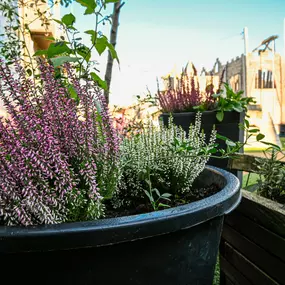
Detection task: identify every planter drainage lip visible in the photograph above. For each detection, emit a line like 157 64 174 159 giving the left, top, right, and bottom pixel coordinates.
0 166 241 253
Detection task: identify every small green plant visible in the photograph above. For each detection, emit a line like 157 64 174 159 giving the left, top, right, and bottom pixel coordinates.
255 147 285 204
214 83 255 122
140 167 172 211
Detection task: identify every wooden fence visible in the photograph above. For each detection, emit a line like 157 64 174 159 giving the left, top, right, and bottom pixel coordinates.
220 153 285 285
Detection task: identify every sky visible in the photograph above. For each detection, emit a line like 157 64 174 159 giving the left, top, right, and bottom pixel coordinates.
63 0 285 106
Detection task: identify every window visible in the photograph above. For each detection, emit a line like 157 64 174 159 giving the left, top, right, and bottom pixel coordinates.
255 69 275 88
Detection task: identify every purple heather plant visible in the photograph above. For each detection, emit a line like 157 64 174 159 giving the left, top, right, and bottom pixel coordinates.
158 65 221 113
0 60 119 226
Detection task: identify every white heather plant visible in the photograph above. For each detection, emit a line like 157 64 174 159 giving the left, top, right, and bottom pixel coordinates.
113 113 217 210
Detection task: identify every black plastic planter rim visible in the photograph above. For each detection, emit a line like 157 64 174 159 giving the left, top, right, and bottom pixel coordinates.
0 166 241 253
161 110 218 116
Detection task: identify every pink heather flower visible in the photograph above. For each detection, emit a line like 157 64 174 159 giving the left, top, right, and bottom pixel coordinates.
157 68 218 113
0 60 119 226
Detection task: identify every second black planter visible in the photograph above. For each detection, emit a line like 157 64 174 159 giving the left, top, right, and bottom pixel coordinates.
160 111 245 180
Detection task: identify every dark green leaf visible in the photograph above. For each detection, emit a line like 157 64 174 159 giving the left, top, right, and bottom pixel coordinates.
77 45 91 62
46 36 55 41
90 72 107 90
95 36 108 55
47 42 71 58
216 133 230 141
50 56 79 67
106 42 119 63
76 0 97 14
85 30 97 44
260 141 281 151
248 128 260 133
53 19 63 25
26 69 32 76
62 13 76 26
33 50 48 56
216 111 224 122
256 133 265 141
67 84 80 104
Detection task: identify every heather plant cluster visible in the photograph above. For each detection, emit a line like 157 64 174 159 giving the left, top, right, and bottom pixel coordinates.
158 69 219 113
0 60 220 227
0 60 119 226
112 113 216 210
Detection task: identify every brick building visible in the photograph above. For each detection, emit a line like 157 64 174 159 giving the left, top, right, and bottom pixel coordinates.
207 48 285 144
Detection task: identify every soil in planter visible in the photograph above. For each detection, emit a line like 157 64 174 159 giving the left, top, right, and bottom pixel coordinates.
105 183 220 218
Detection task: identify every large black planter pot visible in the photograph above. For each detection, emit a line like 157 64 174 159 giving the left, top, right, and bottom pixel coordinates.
160 111 245 181
0 166 240 285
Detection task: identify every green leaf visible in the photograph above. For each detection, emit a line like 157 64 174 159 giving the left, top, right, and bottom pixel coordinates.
248 128 260 133
26 69 32 76
53 19 63 25
47 42 71 58
216 111 224 122
244 119 250 128
232 105 243 112
216 133 230 141
158 203 170 209
153 188 161 198
67 84 80 104
106 42 119 63
161 193 172 198
208 148 217 154
105 0 119 2
77 45 91 62
212 93 221 98
76 0 97 14
226 140 236 147
33 50 48 56
143 190 154 203
256 133 265 141
95 36 108 55
90 72 107 90
50 56 79 67
85 30 97 44
62 13 76 27
260 141 281 151
45 36 55 41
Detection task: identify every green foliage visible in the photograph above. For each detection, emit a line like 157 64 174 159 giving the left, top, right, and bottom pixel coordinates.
76 0 97 15
112 113 217 210
215 83 255 122
47 42 72 58
62 13 76 27
50 56 80 67
0 0 119 90
90 72 108 89
254 148 285 204
141 166 172 211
